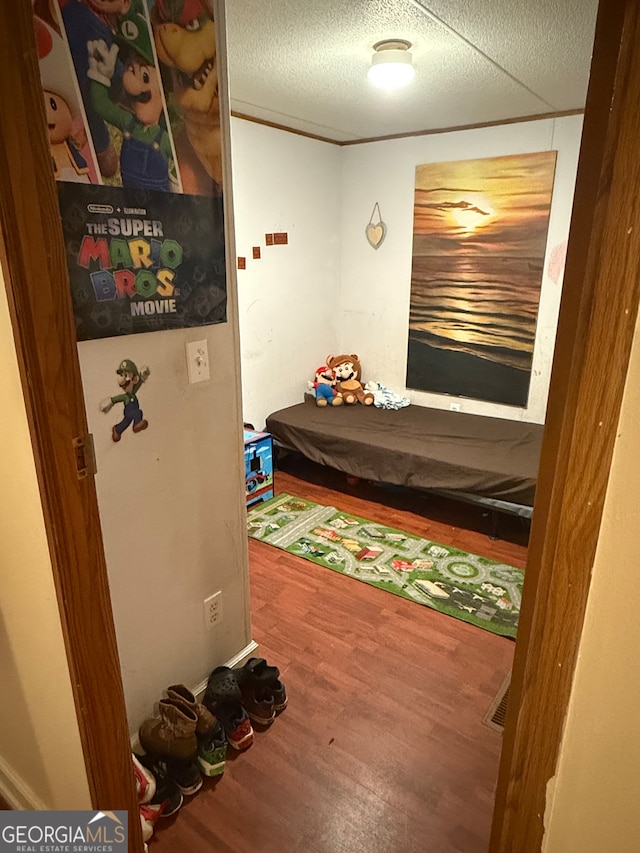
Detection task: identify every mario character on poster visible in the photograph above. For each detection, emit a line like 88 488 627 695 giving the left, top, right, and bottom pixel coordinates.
100 358 150 441
59 0 131 180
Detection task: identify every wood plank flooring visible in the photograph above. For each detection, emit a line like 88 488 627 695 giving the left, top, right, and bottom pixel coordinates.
152 459 527 853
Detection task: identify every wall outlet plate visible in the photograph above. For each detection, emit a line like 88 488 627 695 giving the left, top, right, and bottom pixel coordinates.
203 591 223 630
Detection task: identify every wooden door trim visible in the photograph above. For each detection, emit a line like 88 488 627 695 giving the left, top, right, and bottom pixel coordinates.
491 0 639 848
0 4 142 849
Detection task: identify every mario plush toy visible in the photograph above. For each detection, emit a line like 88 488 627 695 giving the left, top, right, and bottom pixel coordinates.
313 365 343 407
325 354 374 405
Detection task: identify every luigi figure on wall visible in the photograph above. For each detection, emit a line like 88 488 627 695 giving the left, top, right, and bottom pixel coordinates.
100 359 150 442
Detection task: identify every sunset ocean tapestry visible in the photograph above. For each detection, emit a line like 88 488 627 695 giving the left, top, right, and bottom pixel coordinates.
406 151 557 406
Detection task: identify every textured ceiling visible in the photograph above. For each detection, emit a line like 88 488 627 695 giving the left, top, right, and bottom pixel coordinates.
225 0 599 142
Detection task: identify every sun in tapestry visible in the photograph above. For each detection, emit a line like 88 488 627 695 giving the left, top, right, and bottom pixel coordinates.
406 151 557 407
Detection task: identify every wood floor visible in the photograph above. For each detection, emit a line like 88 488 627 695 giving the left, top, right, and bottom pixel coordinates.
152 459 527 853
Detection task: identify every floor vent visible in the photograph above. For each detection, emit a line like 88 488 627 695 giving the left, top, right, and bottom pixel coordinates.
483 674 510 732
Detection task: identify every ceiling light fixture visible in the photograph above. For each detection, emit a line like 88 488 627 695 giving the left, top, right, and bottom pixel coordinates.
367 39 415 90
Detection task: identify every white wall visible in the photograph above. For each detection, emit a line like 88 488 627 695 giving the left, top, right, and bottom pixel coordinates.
78 298 252 732
339 115 583 423
0 262 91 810
233 116 582 426
542 315 640 852
231 118 342 429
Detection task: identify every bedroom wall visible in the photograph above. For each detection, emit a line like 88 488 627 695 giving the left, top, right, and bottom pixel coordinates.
232 115 582 428
77 277 252 733
338 114 583 424
231 118 342 430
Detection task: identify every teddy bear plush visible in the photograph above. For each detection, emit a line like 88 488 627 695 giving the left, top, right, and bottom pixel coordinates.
312 365 343 407
325 354 374 405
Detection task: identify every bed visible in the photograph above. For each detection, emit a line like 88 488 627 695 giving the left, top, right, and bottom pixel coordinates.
265 397 544 521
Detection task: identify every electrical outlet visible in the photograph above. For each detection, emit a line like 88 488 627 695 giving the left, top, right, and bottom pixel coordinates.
203 591 223 630
186 339 210 384
449 402 461 412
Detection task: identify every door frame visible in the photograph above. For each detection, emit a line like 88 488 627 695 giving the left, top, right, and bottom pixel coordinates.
0 3 143 850
1 1 637 851
491 0 640 848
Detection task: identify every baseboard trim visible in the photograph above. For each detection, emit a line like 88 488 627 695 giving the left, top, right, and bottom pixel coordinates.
130 639 260 751
0 753 48 810
191 639 260 701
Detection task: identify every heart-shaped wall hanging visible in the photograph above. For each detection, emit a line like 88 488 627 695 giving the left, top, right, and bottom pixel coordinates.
365 221 386 249
366 202 387 250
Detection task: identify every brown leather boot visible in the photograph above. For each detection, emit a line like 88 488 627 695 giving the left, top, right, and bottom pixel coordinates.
166 684 216 739
139 699 198 762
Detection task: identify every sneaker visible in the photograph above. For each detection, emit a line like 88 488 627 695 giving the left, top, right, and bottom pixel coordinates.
240 658 288 713
218 704 254 751
139 803 164 842
132 754 156 804
241 685 275 727
197 721 228 776
271 677 288 713
135 754 184 817
165 759 203 796
139 754 202 797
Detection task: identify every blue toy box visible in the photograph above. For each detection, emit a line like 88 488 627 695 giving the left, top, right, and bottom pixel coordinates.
244 429 274 507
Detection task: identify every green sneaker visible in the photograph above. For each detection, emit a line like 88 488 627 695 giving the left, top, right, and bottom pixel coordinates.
197 722 227 776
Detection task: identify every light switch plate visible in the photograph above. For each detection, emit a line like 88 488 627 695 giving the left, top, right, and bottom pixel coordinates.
186 339 210 383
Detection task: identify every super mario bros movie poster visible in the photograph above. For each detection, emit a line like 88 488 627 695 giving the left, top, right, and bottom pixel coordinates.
58 183 226 339
32 0 226 339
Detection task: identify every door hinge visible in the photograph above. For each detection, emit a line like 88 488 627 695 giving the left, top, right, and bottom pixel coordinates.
73 433 97 480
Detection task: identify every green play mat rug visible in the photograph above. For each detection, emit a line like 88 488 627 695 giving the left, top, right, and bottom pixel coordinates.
247 493 523 638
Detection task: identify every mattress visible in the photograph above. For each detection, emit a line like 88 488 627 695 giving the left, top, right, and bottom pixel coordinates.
266 398 543 509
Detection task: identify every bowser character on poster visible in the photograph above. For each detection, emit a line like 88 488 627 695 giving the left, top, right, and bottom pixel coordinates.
150 0 221 195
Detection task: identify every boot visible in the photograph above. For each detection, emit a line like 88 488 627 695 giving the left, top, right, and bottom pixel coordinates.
139 699 198 762
166 684 216 739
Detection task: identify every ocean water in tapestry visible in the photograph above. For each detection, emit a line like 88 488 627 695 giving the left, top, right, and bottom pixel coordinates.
407 152 557 406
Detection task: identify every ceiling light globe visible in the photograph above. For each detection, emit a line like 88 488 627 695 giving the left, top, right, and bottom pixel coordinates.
368 49 415 90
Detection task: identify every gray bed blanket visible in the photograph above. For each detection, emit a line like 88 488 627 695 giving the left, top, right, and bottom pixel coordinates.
266 398 543 508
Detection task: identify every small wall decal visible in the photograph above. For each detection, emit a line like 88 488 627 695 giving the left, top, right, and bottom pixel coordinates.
265 233 274 246
365 202 386 250
99 359 150 443
252 246 261 259
273 232 288 245
237 257 246 269
547 240 567 284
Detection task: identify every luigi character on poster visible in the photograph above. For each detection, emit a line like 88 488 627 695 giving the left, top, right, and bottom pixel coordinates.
87 11 176 191
100 359 150 441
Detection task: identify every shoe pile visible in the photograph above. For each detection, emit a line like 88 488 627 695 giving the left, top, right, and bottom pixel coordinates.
134 660 286 845
203 657 288 750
